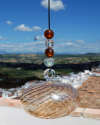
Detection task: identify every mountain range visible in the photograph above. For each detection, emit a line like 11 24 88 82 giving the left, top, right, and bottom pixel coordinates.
0 50 100 56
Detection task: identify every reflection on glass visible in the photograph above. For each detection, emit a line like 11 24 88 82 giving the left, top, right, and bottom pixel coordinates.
44 58 54 67
45 39 54 48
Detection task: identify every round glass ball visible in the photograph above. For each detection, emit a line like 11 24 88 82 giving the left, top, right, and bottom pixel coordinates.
44 58 54 67
44 29 54 39
45 48 54 58
45 39 54 48
20 81 79 119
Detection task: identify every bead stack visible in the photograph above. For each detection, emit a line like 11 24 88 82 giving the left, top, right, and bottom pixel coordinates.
43 29 55 81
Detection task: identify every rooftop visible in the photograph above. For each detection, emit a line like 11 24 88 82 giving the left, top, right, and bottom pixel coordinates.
77 76 100 109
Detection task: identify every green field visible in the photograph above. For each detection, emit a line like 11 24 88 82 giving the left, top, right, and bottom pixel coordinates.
0 66 76 81
0 53 100 65
0 53 100 81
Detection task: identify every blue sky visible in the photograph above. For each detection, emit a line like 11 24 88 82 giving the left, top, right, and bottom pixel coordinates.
0 0 100 54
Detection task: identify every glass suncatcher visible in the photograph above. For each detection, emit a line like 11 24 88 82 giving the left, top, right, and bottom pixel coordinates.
20 0 79 119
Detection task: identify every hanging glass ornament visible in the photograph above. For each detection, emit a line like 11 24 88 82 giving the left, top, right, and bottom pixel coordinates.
45 48 54 58
44 58 54 67
43 68 55 80
20 81 79 119
20 0 79 119
44 30 54 39
45 39 54 48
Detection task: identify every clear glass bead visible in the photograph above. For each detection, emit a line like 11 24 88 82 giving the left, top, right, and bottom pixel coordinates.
43 68 55 81
45 39 54 48
44 58 54 67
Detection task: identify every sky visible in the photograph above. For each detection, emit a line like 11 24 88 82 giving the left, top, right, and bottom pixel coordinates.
0 0 100 54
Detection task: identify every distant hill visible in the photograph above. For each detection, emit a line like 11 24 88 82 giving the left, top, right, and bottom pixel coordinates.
0 50 100 56
0 50 8 54
84 53 100 56
54 52 81 55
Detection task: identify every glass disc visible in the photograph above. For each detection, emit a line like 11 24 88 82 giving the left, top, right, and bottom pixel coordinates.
44 58 54 67
43 68 55 81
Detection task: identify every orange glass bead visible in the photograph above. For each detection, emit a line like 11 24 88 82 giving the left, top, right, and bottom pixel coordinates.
45 48 54 58
44 29 54 39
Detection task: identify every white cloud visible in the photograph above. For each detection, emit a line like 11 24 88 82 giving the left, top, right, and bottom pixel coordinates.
57 39 66 41
35 35 45 40
67 39 71 42
6 21 12 25
27 37 31 39
66 42 73 45
34 41 44 45
33 26 41 31
41 0 66 11
42 35 45 38
27 48 34 50
56 39 72 42
76 39 84 44
59 42 73 47
6 42 10 44
14 24 33 31
35 36 41 40
1 38 100 54
12 48 18 50
0 41 46 53
44 29 48 32
0 36 10 40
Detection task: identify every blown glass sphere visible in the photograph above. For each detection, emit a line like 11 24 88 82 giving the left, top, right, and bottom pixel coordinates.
44 58 54 67
44 29 54 39
43 68 55 80
45 48 54 58
45 39 54 48
20 81 79 119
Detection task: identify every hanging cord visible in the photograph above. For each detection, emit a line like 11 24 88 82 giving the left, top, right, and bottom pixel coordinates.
48 0 50 29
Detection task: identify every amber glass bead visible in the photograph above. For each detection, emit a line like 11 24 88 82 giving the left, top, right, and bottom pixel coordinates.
44 29 54 39
45 48 54 58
